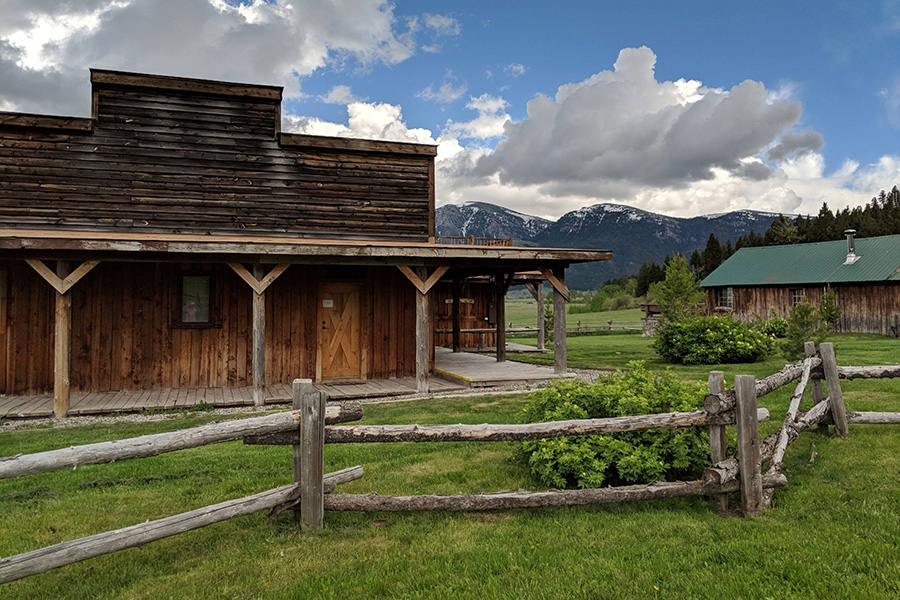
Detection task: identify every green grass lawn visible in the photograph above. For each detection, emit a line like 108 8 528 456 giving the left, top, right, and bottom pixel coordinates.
1 334 899 598
506 298 642 328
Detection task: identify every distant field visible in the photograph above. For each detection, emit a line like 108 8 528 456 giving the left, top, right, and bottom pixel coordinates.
505 298 642 328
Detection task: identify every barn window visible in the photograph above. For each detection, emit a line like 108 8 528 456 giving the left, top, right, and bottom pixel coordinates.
174 271 217 328
790 288 805 306
716 287 734 309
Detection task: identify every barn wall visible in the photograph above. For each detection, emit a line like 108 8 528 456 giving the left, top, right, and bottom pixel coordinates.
705 283 900 335
0 262 417 395
0 86 432 241
433 281 497 349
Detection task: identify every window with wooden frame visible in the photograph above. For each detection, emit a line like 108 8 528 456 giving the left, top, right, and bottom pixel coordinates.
789 288 805 306
174 270 218 328
716 286 734 310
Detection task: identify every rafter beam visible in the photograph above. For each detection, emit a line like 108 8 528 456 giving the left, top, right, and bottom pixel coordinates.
26 259 99 295
228 263 289 295
397 265 450 295
538 267 569 302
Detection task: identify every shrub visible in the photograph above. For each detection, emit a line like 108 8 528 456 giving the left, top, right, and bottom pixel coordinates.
820 286 841 331
781 302 826 361
748 310 788 338
518 363 709 489
654 316 775 365
656 255 704 323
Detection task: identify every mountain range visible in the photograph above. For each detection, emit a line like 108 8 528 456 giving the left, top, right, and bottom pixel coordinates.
436 202 779 289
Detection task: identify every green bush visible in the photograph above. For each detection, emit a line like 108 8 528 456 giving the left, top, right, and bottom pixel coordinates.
518 363 709 489
781 302 826 360
748 311 788 338
654 316 775 365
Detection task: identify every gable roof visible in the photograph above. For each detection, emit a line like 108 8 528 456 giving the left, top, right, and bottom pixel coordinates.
701 234 900 287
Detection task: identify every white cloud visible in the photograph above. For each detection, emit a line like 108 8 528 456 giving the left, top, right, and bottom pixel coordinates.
0 0 422 115
879 78 900 128
320 84 361 105
423 13 460 36
444 93 510 139
417 72 467 103
285 100 438 146
504 63 526 77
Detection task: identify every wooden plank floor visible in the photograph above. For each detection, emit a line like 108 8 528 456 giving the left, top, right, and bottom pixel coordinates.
434 346 573 388
0 377 468 419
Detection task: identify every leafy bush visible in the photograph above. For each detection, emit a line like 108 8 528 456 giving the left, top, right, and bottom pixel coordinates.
518 363 709 489
654 316 775 365
748 310 788 338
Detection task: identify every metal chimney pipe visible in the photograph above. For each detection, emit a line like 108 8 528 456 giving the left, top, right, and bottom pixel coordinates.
843 229 859 265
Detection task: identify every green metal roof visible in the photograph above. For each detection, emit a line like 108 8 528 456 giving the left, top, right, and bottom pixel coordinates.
701 234 900 287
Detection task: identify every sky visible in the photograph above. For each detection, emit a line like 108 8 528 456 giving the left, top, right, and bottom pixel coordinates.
1 0 899 220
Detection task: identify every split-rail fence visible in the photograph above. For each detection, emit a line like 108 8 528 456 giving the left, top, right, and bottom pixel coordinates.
1 341 898 584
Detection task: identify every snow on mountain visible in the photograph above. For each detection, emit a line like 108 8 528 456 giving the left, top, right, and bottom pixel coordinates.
435 201 778 289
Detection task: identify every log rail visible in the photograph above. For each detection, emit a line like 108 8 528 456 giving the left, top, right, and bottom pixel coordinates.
1 345 899 585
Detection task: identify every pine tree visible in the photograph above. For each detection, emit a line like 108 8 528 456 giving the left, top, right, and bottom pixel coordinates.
656 255 703 323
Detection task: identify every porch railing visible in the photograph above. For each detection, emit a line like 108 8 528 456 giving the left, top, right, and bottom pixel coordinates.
435 235 513 247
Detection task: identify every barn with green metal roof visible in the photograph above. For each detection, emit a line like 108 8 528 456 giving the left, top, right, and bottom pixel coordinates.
701 231 900 336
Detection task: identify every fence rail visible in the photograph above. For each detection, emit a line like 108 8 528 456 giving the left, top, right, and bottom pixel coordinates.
1 344 899 584
434 235 513 247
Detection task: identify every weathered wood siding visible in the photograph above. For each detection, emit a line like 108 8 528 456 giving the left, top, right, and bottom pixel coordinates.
0 262 417 395
0 85 432 241
705 283 900 335
434 281 497 349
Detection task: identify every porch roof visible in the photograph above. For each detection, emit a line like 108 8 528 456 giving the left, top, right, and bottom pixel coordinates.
0 228 612 267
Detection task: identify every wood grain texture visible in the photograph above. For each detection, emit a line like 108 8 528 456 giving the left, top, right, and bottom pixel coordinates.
0 466 363 585
820 342 849 437
324 474 788 512
0 402 361 480
735 374 763 516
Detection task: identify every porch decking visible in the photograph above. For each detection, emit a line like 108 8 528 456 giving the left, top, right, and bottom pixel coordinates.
0 347 567 418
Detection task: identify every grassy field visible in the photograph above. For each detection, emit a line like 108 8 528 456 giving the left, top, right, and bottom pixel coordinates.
1 334 899 598
505 298 641 328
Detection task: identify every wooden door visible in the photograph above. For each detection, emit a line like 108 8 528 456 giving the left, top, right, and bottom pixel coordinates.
317 283 361 379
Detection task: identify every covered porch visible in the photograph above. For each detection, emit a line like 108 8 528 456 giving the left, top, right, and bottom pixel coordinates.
0 347 567 417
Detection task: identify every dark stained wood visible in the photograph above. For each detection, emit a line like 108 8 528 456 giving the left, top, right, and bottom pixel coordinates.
553 266 567 375
0 77 434 241
2 262 417 396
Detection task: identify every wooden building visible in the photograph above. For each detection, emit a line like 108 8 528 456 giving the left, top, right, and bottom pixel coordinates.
702 231 900 336
0 69 610 416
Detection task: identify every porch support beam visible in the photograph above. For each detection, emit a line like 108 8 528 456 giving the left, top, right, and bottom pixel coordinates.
451 277 462 353
553 266 567 375
538 267 570 302
227 263 289 407
524 281 545 351
26 259 99 418
251 264 266 406
397 265 449 295
414 267 431 393
495 272 513 363
54 262 71 418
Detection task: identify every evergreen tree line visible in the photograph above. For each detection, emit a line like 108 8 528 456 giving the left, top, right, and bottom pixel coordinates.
632 185 900 292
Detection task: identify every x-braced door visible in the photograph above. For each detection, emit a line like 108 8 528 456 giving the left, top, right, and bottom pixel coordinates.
317 283 361 379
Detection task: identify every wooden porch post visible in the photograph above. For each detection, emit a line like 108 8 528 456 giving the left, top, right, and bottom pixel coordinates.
252 264 266 407
54 261 72 418
525 281 545 351
415 267 431 393
451 277 461 353
26 258 99 418
553 267 567 375
495 274 507 363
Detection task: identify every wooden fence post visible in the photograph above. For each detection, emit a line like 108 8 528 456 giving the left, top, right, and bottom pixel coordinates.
297 379 326 531
819 342 849 438
708 371 728 512
735 375 763 516
805 341 828 433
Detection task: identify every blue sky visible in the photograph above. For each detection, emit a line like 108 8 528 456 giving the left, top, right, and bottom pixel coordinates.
1 0 898 218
